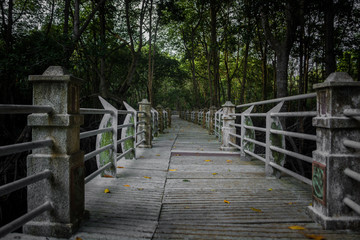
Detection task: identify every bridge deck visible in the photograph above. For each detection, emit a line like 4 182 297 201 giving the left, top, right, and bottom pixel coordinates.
6 116 360 239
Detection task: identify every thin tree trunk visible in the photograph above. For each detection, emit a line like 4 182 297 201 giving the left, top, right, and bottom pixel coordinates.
99 0 109 98
147 0 153 104
324 0 336 76
240 41 250 104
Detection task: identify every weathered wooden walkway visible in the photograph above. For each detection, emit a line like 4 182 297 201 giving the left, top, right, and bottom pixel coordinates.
6 116 360 239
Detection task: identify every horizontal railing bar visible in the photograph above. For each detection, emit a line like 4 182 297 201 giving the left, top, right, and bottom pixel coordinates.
137 111 146 114
244 137 266 148
237 93 316 108
343 197 360 216
270 145 313 164
229 132 242 139
116 148 134 161
229 123 242 128
270 129 317 141
80 108 114 115
80 127 113 139
344 168 360 182
136 121 146 126
85 162 112 184
244 149 266 162
0 139 54 157
343 139 360 150
344 109 360 117
244 125 266 132
269 161 312 186
136 130 145 136
136 139 146 147
118 110 135 114
229 113 242 116
0 170 52 197
243 113 267 117
84 144 113 162
0 201 53 238
271 111 317 117
117 135 134 144
0 104 53 114
117 123 134 130
229 141 242 150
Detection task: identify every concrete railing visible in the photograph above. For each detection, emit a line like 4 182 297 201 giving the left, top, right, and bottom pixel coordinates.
180 72 360 230
0 66 168 238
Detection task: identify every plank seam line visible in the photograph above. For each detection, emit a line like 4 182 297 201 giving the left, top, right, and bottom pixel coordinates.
150 131 179 239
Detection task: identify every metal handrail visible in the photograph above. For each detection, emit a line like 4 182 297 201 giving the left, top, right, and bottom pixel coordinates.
269 161 312 186
343 197 360 216
0 170 52 197
118 110 135 115
117 135 134 144
80 127 113 139
85 162 113 184
270 129 316 141
0 104 53 114
270 145 313 164
0 139 54 157
344 168 360 182
244 136 266 148
80 108 114 115
0 201 53 238
118 123 134 130
237 93 316 108
116 148 134 161
343 139 360 150
84 144 113 162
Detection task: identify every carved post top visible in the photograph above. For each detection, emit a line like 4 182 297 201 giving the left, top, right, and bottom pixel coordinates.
139 98 151 106
313 72 360 89
156 104 163 110
29 66 83 85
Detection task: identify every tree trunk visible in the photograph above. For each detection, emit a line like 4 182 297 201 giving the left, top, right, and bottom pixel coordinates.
240 41 250 104
98 0 109 98
324 0 336 77
210 0 219 107
147 0 153 105
276 49 289 98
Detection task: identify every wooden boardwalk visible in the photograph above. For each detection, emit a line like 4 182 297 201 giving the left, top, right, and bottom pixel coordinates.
6 116 360 239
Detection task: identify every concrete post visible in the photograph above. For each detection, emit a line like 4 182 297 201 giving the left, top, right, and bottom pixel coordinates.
24 66 85 237
166 107 171 127
202 108 208 128
220 101 237 151
307 72 360 230
157 105 164 134
209 106 216 135
138 99 152 148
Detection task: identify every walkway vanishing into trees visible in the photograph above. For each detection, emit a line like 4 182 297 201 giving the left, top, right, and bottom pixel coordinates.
6 115 359 240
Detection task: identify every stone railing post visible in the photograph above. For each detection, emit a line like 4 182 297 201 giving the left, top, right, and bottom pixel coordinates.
202 108 208 128
24 66 85 237
166 107 171 127
138 99 152 148
157 105 164 134
307 72 360 230
220 101 237 151
209 106 216 135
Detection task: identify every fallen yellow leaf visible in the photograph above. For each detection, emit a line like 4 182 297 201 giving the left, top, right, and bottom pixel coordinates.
205 160 212 162
173 146 176 148
137 188 144 191
288 202 296 205
175 154 180 156
200 148 204 151
123 185 130 187
268 188 273 191
104 188 110 193
212 173 218 175
139 156 144 158
309 203 313 206
75 237 82 240
144 176 152 179
103 174 114 178
156 154 161 156
304 234 325 240
224 200 230 204
251 207 262 213
288 226 305 230
169 169 177 172
226 160 232 163
184 206 190 209
117 166 124 168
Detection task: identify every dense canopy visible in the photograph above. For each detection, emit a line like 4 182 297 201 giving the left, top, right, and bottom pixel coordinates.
1 0 359 110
